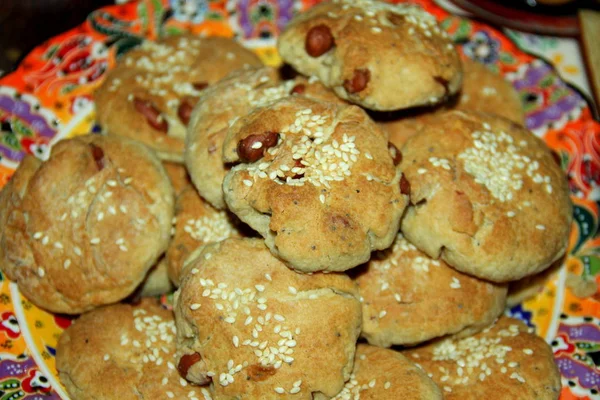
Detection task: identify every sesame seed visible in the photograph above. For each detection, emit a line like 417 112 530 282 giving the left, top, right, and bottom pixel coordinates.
288 286 298 294
33 232 43 239
379 310 387 318
384 381 391 389
450 277 461 289
74 246 82 256
190 303 201 310
90 238 100 244
166 391 174 398
417 168 427 174
42 236 49 245
536 225 546 230
38 267 45 277
63 259 71 269
523 349 533 355
243 179 253 187
274 387 285 394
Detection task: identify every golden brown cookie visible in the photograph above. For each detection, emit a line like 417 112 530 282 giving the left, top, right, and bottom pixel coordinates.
163 161 192 196
57 298 213 400
174 238 362 399
400 111 572 282
378 58 525 149
355 234 507 347
331 344 442 399
186 66 345 209
166 186 242 286
139 257 173 297
278 0 462 111
96 34 262 162
404 316 561 399
456 59 525 125
221 96 407 272
0 135 173 314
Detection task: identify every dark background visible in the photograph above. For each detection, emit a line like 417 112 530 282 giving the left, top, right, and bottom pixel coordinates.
0 0 113 74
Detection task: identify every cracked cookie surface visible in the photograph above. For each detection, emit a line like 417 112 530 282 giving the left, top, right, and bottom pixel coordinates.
0 135 173 313
355 234 507 347
174 238 362 399
221 97 406 272
399 111 572 282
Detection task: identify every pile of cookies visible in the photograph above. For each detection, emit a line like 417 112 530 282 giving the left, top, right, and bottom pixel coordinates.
0 0 570 399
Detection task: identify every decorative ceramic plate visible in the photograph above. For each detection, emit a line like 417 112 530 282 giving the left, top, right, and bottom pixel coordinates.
0 0 598 399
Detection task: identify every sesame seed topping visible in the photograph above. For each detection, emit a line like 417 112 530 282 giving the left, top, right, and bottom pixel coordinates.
536 225 546 230
90 238 100 245
190 303 201 310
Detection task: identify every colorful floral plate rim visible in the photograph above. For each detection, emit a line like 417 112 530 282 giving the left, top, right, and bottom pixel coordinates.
0 0 599 399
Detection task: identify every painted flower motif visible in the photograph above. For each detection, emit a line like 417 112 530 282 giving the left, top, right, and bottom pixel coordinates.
235 0 295 40
169 0 209 24
0 86 60 164
463 30 500 64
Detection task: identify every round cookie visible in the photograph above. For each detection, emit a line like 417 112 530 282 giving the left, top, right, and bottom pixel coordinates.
166 186 242 286
278 0 462 111
174 238 362 399
186 66 281 209
0 135 174 314
404 316 561 399
400 110 572 282
96 34 262 162
332 344 442 400
379 58 525 149
186 66 345 209
456 59 525 125
57 298 213 400
221 96 407 272
355 234 507 347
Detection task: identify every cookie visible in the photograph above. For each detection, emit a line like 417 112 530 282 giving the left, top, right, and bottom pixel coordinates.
507 259 562 307
139 257 173 297
355 234 507 347
404 316 561 399
331 344 442 399
456 59 525 125
57 298 213 400
166 186 242 286
400 111 572 282
0 135 173 314
163 161 192 196
278 0 462 111
174 238 362 399
96 34 262 162
186 66 344 209
222 96 406 272
379 59 525 150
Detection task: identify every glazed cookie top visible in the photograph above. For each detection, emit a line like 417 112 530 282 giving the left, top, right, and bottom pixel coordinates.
278 0 462 111
331 344 442 400
405 316 561 400
175 238 362 399
400 111 571 282
56 299 213 400
96 34 262 162
0 135 173 314
185 66 344 209
166 186 242 286
355 234 507 347
222 96 406 272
